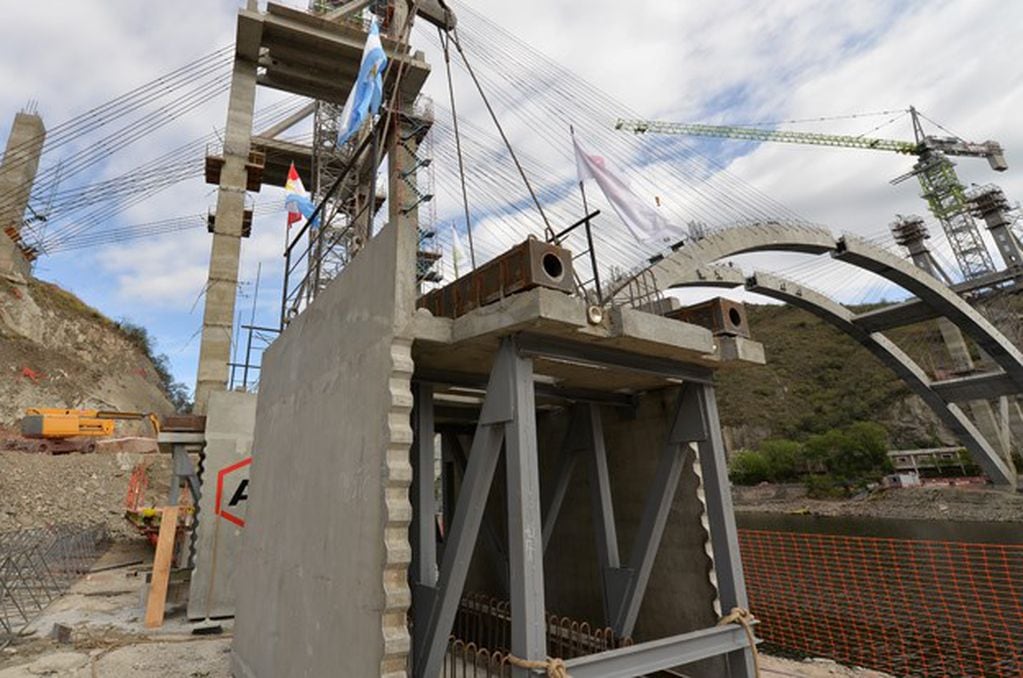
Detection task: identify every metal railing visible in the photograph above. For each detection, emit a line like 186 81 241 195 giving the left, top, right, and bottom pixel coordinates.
0 525 108 648
228 324 280 392
280 122 379 328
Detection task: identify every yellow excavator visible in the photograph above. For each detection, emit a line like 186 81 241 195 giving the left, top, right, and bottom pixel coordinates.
19 408 160 454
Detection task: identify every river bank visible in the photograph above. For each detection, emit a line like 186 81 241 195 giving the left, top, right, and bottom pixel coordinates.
732 482 1023 522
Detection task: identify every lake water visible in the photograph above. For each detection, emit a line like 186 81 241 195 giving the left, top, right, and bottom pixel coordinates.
736 510 1023 544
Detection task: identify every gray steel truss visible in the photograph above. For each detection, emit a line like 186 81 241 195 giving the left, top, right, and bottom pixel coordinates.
410 335 756 678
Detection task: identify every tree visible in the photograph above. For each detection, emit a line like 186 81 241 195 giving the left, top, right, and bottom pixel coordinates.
729 450 771 485
116 319 194 413
758 438 804 482
804 422 890 490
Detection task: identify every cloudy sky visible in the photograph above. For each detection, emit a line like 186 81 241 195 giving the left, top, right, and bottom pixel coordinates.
1 0 1021 396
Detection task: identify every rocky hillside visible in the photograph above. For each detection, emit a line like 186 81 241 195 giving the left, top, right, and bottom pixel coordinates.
715 297 1021 452
0 274 175 426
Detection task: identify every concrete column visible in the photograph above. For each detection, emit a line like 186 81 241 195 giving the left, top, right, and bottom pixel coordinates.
387 0 416 247
0 111 45 278
905 245 1015 473
194 54 258 413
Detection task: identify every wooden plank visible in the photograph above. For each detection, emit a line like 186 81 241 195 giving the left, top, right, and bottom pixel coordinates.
144 506 179 629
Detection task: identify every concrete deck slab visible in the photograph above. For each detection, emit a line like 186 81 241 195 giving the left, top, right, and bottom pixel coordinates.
412 289 764 394
238 3 430 105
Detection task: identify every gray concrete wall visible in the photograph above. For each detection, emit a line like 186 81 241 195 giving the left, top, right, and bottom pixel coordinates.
0 112 45 278
188 390 258 620
539 390 719 633
232 221 416 678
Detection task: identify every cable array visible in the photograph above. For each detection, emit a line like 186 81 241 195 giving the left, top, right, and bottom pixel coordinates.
0 46 235 215
415 2 830 292
44 202 286 254
32 96 306 252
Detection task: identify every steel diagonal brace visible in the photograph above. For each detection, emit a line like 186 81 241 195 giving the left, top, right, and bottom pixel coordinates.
414 339 517 678
610 384 708 638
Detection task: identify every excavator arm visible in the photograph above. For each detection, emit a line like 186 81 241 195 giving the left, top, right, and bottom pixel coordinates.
22 408 160 439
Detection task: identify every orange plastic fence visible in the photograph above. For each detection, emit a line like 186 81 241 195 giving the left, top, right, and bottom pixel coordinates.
739 529 1023 677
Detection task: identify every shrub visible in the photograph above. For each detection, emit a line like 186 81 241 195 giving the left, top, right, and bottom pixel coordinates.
729 450 772 485
758 438 805 482
804 473 847 498
115 319 193 413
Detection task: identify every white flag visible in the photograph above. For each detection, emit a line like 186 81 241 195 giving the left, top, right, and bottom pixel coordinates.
573 136 681 244
450 224 466 278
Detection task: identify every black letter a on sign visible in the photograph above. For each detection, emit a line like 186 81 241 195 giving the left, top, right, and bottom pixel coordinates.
228 479 249 507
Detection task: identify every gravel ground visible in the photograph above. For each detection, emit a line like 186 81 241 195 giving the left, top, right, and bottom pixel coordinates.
733 483 1023 522
0 449 173 539
0 542 891 678
759 656 892 677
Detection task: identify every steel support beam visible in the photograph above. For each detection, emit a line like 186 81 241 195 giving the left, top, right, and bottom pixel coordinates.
414 368 637 408
541 406 584 553
450 433 509 596
411 383 437 636
414 340 515 678
563 624 755 678
440 434 457 547
585 404 623 627
695 382 756 677
515 333 714 384
504 340 547 677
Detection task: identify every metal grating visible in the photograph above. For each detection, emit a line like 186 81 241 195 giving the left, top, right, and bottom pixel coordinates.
0 524 108 648
441 594 632 677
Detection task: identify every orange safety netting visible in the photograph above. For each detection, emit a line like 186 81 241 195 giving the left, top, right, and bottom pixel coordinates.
739 529 1023 677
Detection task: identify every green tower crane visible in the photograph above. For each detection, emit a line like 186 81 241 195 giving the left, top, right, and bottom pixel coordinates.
615 108 1010 281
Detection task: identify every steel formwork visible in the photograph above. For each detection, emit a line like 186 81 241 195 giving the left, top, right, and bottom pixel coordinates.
0 524 108 647
409 335 757 678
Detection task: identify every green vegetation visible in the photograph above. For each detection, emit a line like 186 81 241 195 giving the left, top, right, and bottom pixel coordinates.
729 421 892 497
712 301 1020 448
28 279 115 328
115 319 193 413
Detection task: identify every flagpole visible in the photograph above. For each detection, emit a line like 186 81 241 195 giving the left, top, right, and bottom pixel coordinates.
571 126 603 304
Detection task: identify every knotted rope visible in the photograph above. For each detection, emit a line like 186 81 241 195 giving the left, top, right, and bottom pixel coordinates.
717 607 761 678
505 654 570 677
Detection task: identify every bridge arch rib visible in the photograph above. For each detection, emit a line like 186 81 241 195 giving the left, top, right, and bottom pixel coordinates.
633 221 1022 486
745 271 1014 486
647 221 1023 391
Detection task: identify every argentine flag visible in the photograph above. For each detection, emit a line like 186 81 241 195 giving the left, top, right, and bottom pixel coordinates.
337 17 389 146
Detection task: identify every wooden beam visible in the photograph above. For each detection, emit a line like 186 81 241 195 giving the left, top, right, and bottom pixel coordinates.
144 506 179 629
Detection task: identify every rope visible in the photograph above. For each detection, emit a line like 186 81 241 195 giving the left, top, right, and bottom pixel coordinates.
717 606 761 678
505 654 570 678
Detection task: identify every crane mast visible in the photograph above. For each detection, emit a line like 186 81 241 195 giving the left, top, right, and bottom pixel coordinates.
615 108 1010 280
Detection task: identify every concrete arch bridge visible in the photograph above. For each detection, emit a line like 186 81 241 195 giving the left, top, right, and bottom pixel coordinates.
625 220 1023 488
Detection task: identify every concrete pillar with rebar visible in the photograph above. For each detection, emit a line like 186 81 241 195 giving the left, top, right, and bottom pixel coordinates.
0 110 45 278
